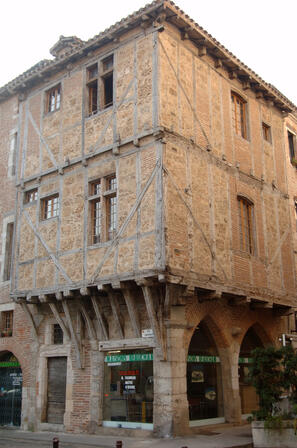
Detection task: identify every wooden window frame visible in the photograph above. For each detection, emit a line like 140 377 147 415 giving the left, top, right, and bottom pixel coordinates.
89 174 117 244
86 55 113 116
3 222 14 282
288 130 296 163
41 194 59 220
262 122 271 143
231 92 248 139
238 197 255 255
100 55 113 109
1 310 13 337
87 64 98 116
46 84 61 114
24 188 38 204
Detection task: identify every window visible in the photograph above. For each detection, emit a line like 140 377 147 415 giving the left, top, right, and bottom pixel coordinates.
87 64 98 115
8 133 17 177
231 92 247 139
238 197 255 254
3 222 14 281
89 174 117 244
53 324 63 345
262 122 271 143
86 55 113 116
1 311 13 337
46 84 61 113
288 130 296 162
42 194 59 220
24 188 38 204
101 55 113 109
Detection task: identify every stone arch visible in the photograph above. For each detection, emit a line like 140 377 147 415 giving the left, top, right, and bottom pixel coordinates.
0 350 23 426
238 322 273 416
186 309 230 355
186 316 226 423
238 321 274 349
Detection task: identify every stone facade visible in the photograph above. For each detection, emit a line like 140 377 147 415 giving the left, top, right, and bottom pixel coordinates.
0 0 296 437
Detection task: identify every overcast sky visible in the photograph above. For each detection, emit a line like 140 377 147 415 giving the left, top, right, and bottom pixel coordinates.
1 0 296 105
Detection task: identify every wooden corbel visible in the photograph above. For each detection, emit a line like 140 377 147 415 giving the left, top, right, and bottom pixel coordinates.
62 301 83 369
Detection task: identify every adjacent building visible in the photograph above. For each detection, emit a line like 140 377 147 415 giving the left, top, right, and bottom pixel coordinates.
0 0 297 436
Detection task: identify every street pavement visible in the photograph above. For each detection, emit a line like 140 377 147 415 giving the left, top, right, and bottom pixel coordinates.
0 425 253 448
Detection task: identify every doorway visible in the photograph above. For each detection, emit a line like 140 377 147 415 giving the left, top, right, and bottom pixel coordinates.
187 321 224 424
0 352 22 426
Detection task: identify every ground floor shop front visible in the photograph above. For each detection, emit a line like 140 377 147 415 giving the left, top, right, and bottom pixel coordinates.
2 295 286 436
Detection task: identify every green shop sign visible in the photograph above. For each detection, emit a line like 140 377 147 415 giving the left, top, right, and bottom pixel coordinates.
187 355 220 363
104 354 253 364
0 362 21 368
105 353 153 363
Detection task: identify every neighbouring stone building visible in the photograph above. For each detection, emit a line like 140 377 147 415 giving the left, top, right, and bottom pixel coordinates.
0 0 297 437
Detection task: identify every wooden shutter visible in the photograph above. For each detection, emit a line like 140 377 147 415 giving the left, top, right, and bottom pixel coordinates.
47 357 67 424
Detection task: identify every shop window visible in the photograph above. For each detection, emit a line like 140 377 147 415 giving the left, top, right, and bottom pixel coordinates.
1 310 13 337
231 92 247 139
89 174 117 244
288 130 296 163
262 122 271 143
53 324 63 345
24 188 38 204
3 222 14 282
46 84 61 113
41 194 59 220
238 197 255 255
103 350 153 427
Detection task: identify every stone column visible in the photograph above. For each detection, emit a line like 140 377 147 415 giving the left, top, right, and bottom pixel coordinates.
219 344 241 423
153 305 190 437
89 345 105 432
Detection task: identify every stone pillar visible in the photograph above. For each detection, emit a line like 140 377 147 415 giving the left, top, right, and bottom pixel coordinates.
89 346 104 432
219 344 241 423
153 306 190 437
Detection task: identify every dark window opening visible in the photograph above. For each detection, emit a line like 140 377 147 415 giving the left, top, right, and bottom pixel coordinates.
103 73 113 108
231 92 247 139
262 122 271 143
3 222 14 282
53 324 64 345
1 311 13 337
238 197 255 255
288 131 296 162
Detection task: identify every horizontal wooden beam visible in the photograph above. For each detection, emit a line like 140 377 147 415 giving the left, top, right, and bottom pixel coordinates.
99 337 155 351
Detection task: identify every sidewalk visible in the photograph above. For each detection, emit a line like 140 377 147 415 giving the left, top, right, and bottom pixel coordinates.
0 424 253 448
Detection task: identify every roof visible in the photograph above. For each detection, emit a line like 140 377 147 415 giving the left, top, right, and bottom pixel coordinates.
0 0 296 112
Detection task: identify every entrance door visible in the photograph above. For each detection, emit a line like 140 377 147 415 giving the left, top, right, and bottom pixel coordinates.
0 352 22 426
47 357 67 424
239 328 262 415
187 322 224 422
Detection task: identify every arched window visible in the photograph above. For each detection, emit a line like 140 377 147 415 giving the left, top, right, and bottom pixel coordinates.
231 92 247 139
238 196 255 254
